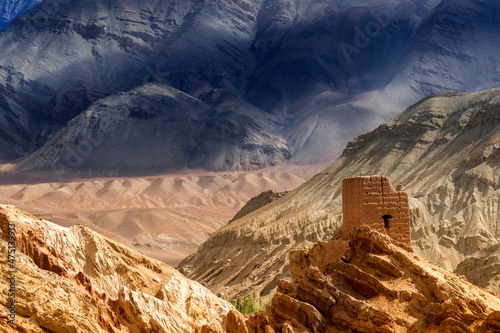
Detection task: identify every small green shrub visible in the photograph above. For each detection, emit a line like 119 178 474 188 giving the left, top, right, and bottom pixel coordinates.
230 294 271 315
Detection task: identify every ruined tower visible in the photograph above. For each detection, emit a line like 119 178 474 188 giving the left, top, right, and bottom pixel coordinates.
342 176 411 248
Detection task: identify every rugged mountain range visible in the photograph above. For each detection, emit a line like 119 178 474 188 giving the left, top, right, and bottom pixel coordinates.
1 0 500 175
0 0 44 32
178 88 500 302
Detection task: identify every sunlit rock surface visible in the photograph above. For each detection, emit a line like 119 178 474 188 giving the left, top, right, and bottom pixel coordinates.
0 204 233 332
231 227 500 333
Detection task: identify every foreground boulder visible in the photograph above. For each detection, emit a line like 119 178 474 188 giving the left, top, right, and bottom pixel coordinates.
230 226 500 333
0 204 233 332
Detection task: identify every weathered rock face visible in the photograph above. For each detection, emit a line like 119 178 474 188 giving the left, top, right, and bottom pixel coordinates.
15 83 292 174
178 88 500 301
231 227 500 333
0 204 233 332
455 244 500 296
0 0 292 172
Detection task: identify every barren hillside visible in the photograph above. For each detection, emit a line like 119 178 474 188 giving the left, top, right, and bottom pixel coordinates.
1 0 500 174
179 88 500 302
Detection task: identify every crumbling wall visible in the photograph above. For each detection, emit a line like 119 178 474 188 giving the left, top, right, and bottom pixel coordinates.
342 176 411 247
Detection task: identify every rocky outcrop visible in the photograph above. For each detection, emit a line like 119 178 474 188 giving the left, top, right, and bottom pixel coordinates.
178 88 500 301
229 190 289 223
231 227 500 333
0 204 233 332
455 244 500 296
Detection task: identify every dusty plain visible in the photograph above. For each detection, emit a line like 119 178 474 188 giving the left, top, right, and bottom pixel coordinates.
0 163 327 266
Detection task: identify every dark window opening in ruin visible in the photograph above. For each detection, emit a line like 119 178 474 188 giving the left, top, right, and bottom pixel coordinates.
382 215 392 228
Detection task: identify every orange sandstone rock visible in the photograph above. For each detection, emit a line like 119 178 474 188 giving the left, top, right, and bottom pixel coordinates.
239 226 500 332
0 205 234 333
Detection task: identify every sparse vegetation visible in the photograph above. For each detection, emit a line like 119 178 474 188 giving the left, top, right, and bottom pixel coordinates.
230 293 270 315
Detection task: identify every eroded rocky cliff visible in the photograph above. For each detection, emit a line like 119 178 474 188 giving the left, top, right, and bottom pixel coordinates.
0 204 233 332
228 227 500 333
178 88 500 302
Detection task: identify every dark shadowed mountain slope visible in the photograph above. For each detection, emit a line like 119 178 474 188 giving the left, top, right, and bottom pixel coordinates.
1 0 500 174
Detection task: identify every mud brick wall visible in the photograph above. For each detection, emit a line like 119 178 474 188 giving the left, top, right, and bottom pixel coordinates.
342 176 411 247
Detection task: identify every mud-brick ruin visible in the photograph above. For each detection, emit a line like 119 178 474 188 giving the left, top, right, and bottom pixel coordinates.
342 176 411 248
